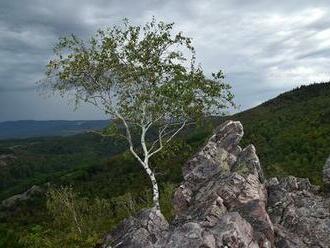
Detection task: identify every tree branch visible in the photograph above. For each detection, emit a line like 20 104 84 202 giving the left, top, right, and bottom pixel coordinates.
115 111 145 166
148 121 181 158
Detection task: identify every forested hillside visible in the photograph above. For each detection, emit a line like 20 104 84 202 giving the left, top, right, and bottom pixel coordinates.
0 124 211 247
232 82 330 185
0 82 329 247
0 134 126 201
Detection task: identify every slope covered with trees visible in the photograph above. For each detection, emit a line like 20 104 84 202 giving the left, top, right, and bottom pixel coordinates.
0 82 330 246
231 82 330 186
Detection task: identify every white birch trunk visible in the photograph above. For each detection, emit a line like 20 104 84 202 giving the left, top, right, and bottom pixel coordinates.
116 111 186 211
143 162 160 210
141 125 160 210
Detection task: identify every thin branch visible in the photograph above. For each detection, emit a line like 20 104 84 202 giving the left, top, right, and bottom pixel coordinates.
141 125 149 163
146 114 165 131
165 120 187 144
147 120 192 158
147 124 168 154
115 111 145 166
147 123 171 158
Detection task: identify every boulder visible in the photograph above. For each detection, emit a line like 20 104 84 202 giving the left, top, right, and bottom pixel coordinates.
1 185 43 209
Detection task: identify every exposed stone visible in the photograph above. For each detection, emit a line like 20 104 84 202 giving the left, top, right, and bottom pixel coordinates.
0 154 16 168
1 185 43 209
182 120 243 185
100 208 169 248
100 120 330 248
161 212 258 248
172 121 273 247
267 176 330 247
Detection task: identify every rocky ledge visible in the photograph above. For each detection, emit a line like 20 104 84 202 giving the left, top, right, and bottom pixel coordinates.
0 154 16 168
1 185 44 209
100 120 330 248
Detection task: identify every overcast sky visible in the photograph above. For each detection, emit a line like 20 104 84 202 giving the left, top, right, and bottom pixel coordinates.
1 0 330 121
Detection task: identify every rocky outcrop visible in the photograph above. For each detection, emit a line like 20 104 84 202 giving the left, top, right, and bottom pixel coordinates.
100 120 330 248
0 154 16 168
100 208 169 248
1 185 43 209
267 176 330 247
170 121 273 248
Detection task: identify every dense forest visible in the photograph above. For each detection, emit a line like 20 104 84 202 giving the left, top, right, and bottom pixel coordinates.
232 82 330 186
0 82 330 247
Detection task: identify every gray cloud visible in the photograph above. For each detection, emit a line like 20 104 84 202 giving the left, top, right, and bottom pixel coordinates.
1 0 330 121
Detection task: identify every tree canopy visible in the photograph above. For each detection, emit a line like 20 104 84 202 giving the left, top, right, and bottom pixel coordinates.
41 17 234 209
42 18 234 124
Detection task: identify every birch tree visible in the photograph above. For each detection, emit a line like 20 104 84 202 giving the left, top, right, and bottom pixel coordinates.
41 18 234 210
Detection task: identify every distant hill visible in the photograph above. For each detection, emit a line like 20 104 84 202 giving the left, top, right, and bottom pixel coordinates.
229 82 330 185
0 120 110 140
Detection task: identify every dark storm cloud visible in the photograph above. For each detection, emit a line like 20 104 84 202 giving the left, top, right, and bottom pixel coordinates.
1 0 330 121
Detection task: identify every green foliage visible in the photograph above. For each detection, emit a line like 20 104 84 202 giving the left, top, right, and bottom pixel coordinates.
20 187 114 248
159 183 176 220
227 82 330 186
0 124 209 247
0 225 22 248
42 18 233 124
41 16 234 210
0 133 126 201
18 185 174 248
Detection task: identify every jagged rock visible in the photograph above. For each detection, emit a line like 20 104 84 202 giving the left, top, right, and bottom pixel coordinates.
323 156 330 187
173 121 273 247
100 120 330 248
100 208 169 248
1 185 43 209
182 120 243 185
267 176 330 247
0 154 16 168
160 212 259 248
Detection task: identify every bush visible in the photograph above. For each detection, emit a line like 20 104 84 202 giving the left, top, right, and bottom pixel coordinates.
21 186 114 248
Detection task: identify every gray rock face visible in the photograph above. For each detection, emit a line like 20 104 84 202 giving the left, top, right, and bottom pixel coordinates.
172 121 273 248
160 212 259 248
1 185 43 209
323 156 330 187
100 208 169 248
0 154 16 168
100 120 330 248
267 176 330 248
